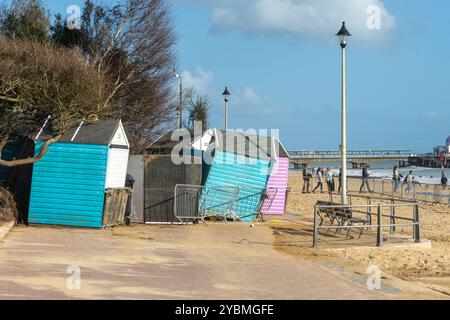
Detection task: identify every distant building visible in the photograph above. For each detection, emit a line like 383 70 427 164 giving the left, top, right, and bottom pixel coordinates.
432 136 450 156
447 136 450 154
433 146 447 156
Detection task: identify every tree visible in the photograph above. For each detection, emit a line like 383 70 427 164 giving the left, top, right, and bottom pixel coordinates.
185 88 211 133
0 38 111 167
51 0 178 153
0 0 50 43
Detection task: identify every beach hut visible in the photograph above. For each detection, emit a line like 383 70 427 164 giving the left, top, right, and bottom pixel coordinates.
28 119 130 228
191 129 288 220
125 130 202 224
262 140 289 215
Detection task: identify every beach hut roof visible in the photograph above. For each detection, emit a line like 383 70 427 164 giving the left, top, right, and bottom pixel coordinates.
146 130 196 155
36 119 128 146
191 129 289 159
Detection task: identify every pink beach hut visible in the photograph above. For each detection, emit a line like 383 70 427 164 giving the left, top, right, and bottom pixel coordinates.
262 139 290 215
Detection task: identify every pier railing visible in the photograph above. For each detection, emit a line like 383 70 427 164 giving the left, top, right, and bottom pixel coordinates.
289 149 412 160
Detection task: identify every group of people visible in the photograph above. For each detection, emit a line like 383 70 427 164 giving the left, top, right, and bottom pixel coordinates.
392 166 420 194
301 164 447 195
302 166 341 194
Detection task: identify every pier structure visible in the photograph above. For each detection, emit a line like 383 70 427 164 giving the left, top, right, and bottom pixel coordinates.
289 150 412 169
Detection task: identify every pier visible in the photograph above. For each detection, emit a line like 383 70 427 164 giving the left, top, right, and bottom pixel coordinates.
409 155 450 168
289 149 413 168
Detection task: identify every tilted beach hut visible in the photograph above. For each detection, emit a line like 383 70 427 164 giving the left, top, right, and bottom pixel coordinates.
261 140 289 215
28 119 130 228
191 129 288 220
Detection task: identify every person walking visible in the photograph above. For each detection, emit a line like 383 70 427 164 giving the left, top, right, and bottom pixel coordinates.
359 166 372 193
405 170 416 194
441 173 448 190
338 168 342 193
326 168 334 194
302 166 311 194
392 166 403 193
313 167 323 193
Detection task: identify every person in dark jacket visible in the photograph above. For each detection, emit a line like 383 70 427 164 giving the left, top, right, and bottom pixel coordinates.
302 166 311 193
338 168 342 192
359 166 372 193
441 173 448 190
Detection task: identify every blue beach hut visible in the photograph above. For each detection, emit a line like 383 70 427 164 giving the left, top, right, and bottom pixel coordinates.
28 119 130 228
191 129 277 221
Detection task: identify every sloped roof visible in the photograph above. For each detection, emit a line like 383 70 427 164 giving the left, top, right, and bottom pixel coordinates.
38 119 123 145
146 130 195 155
192 129 289 160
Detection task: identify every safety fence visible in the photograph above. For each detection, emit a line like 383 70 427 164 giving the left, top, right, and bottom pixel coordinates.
313 194 420 248
346 177 450 205
174 184 278 224
290 172 450 206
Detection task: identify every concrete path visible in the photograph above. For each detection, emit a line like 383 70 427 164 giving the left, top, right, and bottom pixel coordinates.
0 223 384 300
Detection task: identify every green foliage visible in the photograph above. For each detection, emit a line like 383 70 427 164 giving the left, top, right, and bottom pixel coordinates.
185 88 211 132
0 0 49 43
0 0 178 153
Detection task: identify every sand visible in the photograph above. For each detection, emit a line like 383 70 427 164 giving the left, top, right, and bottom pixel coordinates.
272 172 450 297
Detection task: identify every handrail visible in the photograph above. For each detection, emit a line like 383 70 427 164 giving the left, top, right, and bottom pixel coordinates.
313 200 420 248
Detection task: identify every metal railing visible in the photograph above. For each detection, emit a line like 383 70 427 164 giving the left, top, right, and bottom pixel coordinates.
346 177 450 205
289 172 450 206
313 196 420 248
289 149 412 159
174 184 278 224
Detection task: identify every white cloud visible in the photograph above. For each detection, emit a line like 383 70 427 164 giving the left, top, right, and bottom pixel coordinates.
182 67 215 93
233 85 291 116
209 0 395 44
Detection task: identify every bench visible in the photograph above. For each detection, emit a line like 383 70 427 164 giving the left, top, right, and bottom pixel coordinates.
316 201 338 228
334 207 369 239
316 201 369 239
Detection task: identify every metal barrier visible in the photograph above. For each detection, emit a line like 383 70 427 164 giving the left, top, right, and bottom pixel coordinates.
290 172 450 206
174 184 278 224
313 196 420 248
346 177 450 206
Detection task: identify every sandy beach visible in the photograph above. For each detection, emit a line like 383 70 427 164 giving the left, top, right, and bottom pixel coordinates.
271 172 450 297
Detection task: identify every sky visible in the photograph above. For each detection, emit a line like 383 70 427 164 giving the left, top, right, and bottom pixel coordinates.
42 1 450 152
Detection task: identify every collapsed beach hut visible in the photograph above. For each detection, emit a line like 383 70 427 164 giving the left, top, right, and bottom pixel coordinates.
191 129 289 220
28 120 130 228
127 130 202 224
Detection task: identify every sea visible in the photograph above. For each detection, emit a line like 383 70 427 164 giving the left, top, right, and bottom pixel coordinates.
290 160 449 185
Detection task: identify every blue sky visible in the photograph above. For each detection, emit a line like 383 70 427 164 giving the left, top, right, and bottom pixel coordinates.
44 1 450 152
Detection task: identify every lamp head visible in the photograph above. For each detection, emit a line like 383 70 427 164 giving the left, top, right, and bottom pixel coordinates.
223 87 231 102
336 21 352 48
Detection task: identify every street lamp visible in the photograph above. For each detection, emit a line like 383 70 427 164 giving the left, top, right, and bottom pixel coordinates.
336 21 351 204
223 87 231 130
174 68 183 129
